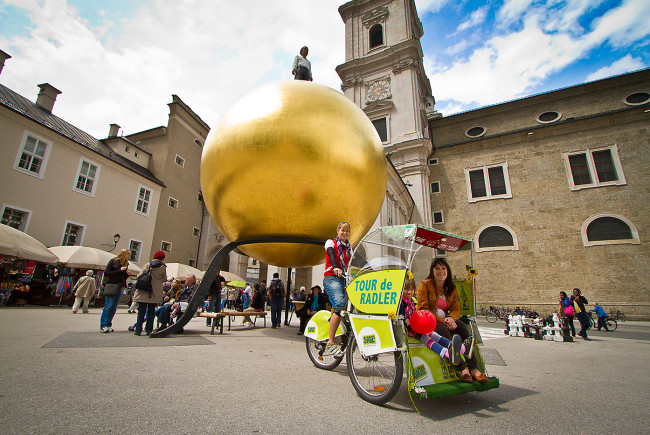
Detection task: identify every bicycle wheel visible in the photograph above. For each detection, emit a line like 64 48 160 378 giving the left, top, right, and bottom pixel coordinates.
346 340 403 405
305 337 344 370
618 313 626 322
486 312 497 323
605 319 617 331
590 317 596 329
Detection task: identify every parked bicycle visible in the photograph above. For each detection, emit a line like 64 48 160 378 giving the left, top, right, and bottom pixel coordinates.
609 309 626 322
486 305 510 323
588 312 617 331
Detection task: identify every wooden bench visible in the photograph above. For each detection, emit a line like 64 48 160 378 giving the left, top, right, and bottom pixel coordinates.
197 310 267 334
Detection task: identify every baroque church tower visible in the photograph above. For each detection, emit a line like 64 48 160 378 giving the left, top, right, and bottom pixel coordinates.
336 0 440 226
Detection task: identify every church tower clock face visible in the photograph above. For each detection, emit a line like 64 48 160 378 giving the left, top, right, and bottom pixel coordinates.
367 80 390 102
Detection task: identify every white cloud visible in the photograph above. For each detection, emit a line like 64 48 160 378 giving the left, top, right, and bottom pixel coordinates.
431 22 584 107
587 0 650 48
431 0 650 111
415 0 451 14
445 39 471 56
497 0 534 25
586 54 646 81
0 0 345 137
457 6 488 32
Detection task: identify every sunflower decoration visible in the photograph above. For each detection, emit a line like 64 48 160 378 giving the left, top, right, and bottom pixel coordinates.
406 270 414 280
388 310 397 320
465 265 478 283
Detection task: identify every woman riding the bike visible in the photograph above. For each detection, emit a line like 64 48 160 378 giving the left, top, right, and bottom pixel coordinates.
417 258 488 383
323 222 351 358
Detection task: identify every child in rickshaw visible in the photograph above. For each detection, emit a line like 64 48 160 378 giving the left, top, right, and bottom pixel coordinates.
399 275 473 365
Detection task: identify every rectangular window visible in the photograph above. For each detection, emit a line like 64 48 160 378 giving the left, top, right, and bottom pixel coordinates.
192 227 201 237
372 118 388 142
188 259 196 267
125 146 130 153
429 158 438 165
433 211 444 224
129 240 142 263
563 145 626 190
1 205 31 231
134 151 139 157
168 197 178 209
175 155 185 167
135 185 152 216
465 162 512 202
13 132 51 178
62 222 84 246
435 249 446 257
430 181 440 194
161 241 172 252
73 158 100 196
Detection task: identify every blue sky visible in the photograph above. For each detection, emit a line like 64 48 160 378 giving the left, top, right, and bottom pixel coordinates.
0 0 648 137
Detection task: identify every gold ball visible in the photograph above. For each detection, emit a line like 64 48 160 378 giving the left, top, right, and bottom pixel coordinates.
200 81 386 267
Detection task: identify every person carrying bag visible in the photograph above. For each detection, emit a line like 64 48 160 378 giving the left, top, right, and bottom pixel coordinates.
100 249 131 333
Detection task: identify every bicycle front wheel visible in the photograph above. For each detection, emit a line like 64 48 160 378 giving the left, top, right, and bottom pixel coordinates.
618 313 626 322
606 319 618 331
486 312 497 323
347 340 403 405
305 337 344 370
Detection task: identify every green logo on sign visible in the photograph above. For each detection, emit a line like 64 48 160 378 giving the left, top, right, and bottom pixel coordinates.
307 326 315 334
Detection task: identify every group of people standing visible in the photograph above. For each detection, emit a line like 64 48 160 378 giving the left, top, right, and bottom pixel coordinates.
559 288 609 339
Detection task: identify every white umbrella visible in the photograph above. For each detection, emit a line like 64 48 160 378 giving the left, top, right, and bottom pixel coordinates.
49 246 141 274
165 263 204 280
0 223 58 263
220 270 246 283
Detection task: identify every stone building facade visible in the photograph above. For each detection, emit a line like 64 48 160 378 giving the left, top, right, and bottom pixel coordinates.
428 70 650 318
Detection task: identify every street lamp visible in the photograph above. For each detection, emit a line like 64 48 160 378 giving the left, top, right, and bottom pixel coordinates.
108 233 120 252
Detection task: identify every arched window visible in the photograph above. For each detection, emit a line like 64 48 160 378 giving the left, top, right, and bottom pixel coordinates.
369 24 383 49
475 224 519 252
582 214 640 246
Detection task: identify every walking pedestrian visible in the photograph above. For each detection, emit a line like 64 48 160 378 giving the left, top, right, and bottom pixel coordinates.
100 249 131 333
71 270 96 314
268 272 285 328
132 251 167 336
590 303 610 331
572 288 591 340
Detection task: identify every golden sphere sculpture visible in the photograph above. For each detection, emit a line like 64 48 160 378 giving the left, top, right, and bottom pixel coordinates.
200 81 387 267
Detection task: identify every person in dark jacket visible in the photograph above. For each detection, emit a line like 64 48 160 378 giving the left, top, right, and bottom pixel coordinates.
132 251 167 336
298 285 328 335
572 288 591 340
100 249 131 333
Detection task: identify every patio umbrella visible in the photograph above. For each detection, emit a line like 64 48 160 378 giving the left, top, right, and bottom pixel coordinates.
49 246 141 274
0 223 58 263
164 263 204 280
220 271 246 283
227 280 246 288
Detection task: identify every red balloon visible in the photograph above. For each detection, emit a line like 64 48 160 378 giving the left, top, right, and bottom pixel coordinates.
410 310 437 335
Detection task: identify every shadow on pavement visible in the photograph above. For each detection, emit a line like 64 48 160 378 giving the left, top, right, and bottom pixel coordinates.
42 331 214 348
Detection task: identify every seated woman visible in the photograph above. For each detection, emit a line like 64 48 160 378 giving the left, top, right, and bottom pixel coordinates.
400 275 471 364
241 283 266 327
417 258 488 383
298 285 328 335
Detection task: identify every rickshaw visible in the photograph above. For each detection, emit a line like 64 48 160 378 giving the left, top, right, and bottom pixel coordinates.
304 224 499 405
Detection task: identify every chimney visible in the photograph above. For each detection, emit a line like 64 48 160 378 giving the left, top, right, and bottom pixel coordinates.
36 83 62 113
0 50 11 76
108 124 121 137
